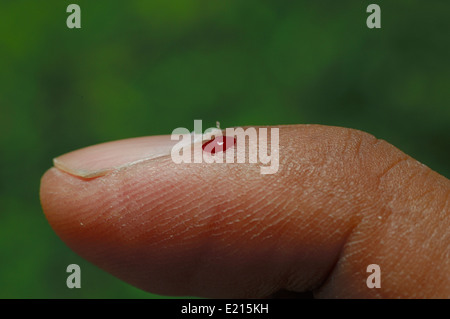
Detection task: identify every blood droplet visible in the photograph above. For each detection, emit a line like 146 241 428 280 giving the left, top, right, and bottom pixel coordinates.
202 136 236 154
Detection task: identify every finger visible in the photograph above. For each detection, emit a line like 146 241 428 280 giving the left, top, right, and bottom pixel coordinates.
40 125 450 298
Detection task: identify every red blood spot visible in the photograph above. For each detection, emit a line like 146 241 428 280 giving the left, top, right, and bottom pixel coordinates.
202 136 236 154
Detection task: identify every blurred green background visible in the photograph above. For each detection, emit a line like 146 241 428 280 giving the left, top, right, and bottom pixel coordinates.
0 0 448 298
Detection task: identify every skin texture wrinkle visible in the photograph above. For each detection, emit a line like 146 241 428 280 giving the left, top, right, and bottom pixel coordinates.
40 125 450 298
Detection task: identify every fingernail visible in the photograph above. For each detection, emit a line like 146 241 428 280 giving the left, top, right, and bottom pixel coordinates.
53 135 179 178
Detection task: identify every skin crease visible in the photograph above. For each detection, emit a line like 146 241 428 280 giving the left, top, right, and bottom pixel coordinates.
39 125 450 298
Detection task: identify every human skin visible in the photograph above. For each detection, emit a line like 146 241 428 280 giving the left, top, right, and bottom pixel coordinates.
39 125 450 298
